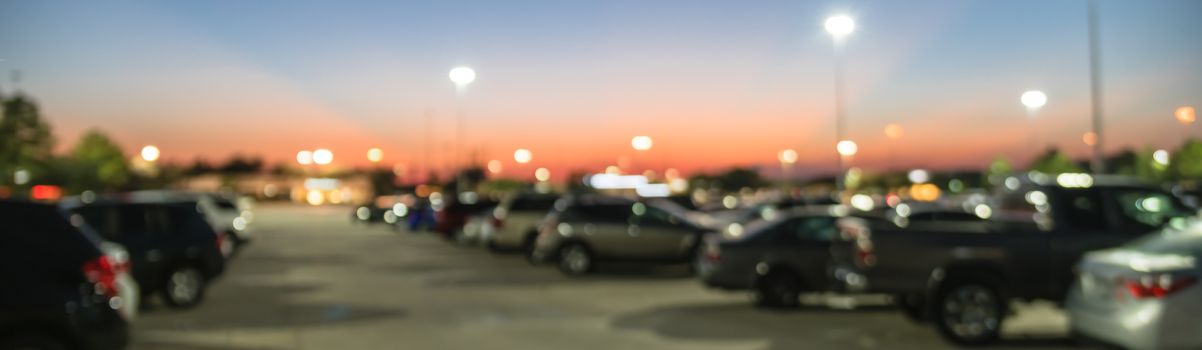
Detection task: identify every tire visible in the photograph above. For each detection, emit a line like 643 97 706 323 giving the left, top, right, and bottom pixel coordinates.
0 334 68 350
558 243 594 276
897 293 930 323
162 265 207 309
754 270 803 309
522 234 540 264
686 245 706 276
933 280 1004 346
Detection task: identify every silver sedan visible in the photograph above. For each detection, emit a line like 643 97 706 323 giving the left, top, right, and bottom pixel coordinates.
1067 223 1202 350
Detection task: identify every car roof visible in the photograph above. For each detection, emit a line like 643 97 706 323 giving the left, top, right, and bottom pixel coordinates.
60 190 206 207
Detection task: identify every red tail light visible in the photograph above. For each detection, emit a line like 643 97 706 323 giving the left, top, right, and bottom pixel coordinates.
83 256 120 298
490 216 505 229
705 245 722 263
216 232 226 250
1124 275 1197 299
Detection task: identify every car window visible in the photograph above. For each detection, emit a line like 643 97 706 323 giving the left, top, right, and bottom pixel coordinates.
510 197 557 212
214 197 238 210
795 217 837 242
168 204 217 237
73 206 124 241
1057 189 1108 231
562 203 630 223
634 204 684 228
1112 190 1194 231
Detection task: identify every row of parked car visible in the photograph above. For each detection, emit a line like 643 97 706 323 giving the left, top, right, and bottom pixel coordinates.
359 174 1202 349
1 191 254 350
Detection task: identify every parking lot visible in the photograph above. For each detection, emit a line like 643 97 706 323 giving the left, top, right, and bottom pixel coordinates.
125 204 1081 350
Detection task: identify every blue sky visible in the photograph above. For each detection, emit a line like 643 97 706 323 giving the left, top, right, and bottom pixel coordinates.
1 0 1199 176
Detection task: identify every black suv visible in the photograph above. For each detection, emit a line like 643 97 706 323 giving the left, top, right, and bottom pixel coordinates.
64 200 226 309
0 201 129 350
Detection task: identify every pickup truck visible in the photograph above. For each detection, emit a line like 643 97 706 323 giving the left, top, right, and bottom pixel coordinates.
830 174 1198 346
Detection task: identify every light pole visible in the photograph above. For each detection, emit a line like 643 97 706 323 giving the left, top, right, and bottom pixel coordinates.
631 135 653 173
836 140 858 192
514 148 532 181
1087 0 1105 174
778 149 798 191
825 15 855 195
1022 90 1047 165
449 66 476 193
884 123 903 170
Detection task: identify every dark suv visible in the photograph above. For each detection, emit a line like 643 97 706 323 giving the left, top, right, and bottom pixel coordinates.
64 199 226 309
0 201 129 350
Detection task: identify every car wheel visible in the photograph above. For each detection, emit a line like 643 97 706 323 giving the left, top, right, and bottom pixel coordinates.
754 271 802 309
0 334 68 350
558 243 593 276
522 234 540 264
897 293 929 323
933 281 1003 346
687 245 706 276
162 265 206 309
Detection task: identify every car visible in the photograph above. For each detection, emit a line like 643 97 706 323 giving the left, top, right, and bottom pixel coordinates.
698 206 849 308
434 198 498 240
62 197 227 309
530 195 715 275
1067 221 1202 350
829 174 1197 345
451 205 496 245
352 195 409 226
481 193 560 254
0 200 130 350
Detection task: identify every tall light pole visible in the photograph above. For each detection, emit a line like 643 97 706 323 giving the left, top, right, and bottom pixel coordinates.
1178 105 1196 140
825 15 855 195
631 135 653 173
1022 90 1047 165
778 149 798 191
449 66 476 193
884 123 903 171
1087 0 1105 173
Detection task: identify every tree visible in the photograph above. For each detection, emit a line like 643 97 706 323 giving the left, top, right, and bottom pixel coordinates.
219 154 264 174
1028 148 1084 174
715 167 765 192
69 129 131 192
0 94 55 187
985 156 1014 186
1172 139 1202 181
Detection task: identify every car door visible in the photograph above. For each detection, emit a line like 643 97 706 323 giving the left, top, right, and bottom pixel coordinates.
1047 188 1128 298
573 203 636 259
630 204 696 260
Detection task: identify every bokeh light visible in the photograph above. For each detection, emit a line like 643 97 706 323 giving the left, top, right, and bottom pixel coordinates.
534 167 551 182
884 124 904 140
514 149 533 164
312 149 334 165
836 140 858 157
1082 132 1098 146
778 149 798 164
296 150 314 165
366 148 383 163
1177 106 1196 125
140 145 160 162
1153 149 1170 166
487 160 503 174
824 15 855 38
631 136 653 151
1021 90 1047 109
448 66 477 86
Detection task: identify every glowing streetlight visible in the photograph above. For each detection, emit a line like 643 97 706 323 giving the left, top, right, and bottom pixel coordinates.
312 149 333 165
836 140 858 157
1153 149 1170 167
824 15 856 39
778 149 798 164
448 67 476 87
296 150 314 165
884 124 904 140
140 145 160 162
487 160 502 174
1082 132 1098 146
631 136 653 151
535 167 551 182
1021 90 1048 110
366 148 383 163
1177 106 1196 125
513 149 532 164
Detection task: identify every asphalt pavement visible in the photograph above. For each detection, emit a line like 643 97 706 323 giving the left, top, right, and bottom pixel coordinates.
127 203 1085 350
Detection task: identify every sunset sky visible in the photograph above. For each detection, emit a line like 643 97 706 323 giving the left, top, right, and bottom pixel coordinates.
1 0 1200 180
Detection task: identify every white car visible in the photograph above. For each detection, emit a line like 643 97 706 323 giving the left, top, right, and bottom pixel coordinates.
1067 222 1202 350
97 242 139 320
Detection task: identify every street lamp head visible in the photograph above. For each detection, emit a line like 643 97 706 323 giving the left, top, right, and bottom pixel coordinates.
824 15 856 38
312 148 334 165
296 150 314 165
631 136 653 151
884 124 904 140
140 145 160 162
535 167 551 182
1153 149 1170 167
366 148 383 163
514 148 532 164
836 140 858 157
449 66 476 86
1176 106 1196 125
1021 90 1047 110
487 160 503 174
778 149 799 164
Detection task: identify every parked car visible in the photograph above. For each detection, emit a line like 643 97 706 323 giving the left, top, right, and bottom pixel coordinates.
1067 221 1202 350
62 197 227 309
452 205 497 245
698 206 850 308
352 195 407 226
530 195 715 275
1 200 130 350
434 198 498 240
830 174 1197 345
482 193 560 253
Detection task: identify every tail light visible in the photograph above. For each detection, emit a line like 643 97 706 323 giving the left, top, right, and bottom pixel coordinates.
704 244 722 263
490 216 505 229
83 256 122 298
855 239 877 267
1123 275 1197 299
838 219 876 267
